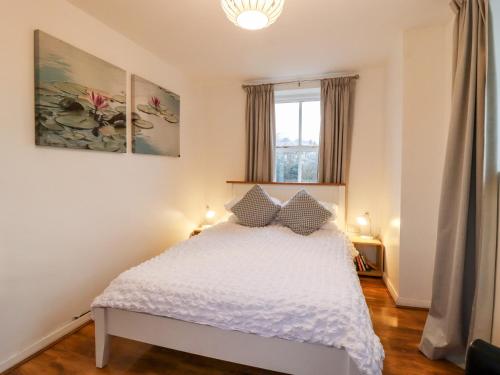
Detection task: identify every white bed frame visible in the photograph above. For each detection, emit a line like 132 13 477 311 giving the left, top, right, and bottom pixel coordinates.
94 183 358 375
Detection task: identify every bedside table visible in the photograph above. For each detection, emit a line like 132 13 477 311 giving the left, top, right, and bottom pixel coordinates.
349 236 384 278
190 228 203 237
189 225 212 238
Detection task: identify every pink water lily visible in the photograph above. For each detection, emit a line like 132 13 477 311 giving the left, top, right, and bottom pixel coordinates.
149 96 161 111
89 91 109 111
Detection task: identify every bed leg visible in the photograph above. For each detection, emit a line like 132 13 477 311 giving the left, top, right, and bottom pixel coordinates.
93 308 110 368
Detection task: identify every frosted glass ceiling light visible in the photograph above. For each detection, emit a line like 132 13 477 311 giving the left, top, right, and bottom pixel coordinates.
221 0 285 30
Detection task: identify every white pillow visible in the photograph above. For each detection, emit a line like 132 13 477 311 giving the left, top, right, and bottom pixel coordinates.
320 221 338 230
317 201 340 230
319 201 338 221
226 214 239 223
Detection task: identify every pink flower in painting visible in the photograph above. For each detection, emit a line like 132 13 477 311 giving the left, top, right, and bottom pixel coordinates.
88 91 108 111
149 96 161 110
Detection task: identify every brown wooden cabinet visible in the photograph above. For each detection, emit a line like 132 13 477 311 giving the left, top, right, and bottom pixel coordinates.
349 235 384 277
190 228 203 237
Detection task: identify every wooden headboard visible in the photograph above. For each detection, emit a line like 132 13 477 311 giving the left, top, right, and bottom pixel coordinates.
226 181 346 231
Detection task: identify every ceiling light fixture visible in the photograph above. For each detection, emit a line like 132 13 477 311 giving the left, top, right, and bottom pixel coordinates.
221 0 285 30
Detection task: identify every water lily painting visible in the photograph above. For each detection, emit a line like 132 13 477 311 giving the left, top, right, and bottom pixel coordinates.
131 75 180 156
35 30 126 153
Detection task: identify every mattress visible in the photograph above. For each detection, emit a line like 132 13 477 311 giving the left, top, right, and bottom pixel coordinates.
92 222 384 375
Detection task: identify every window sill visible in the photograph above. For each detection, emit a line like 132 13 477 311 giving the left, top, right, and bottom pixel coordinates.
226 180 345 186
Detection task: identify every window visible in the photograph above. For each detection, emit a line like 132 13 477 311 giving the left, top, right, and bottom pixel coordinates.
274 88 321 183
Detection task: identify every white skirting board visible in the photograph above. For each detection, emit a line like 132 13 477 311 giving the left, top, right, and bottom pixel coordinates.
382 273 399 303
0 312 91 373
383 273 430 309
396 296 431 309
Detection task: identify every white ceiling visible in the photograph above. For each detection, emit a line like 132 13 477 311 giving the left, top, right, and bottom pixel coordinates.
67 0 452 81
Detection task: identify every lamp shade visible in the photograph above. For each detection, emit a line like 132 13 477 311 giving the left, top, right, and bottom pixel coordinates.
356 215 369 227
356 212 373 238
204 205 216 225
221 0 285 30
205 209 216 221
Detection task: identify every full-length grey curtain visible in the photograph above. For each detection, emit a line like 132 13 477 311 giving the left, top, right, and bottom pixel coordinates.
244 84 275 182
318 77 356 184
420 0 496 366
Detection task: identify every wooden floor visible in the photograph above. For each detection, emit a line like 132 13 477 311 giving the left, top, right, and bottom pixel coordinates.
7 278 463 375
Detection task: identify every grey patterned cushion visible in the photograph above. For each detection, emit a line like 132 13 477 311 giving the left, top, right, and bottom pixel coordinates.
278 190 332 235
231 185 281 227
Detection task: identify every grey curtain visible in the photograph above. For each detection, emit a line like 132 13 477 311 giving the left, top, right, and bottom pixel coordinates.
318 77 356 184
244 84 275 182
420 0 495 366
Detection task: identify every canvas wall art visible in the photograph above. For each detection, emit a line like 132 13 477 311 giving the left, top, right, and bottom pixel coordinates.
35 30 127 153
131 75 180 157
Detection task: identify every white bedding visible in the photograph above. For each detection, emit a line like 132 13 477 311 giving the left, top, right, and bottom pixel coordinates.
92 223 384 375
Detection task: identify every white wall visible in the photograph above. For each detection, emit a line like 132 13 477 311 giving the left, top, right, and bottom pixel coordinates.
202 65 388 229
396 23 453 306
380 22 453 307
202 80 246 216
0 0 206 369
381 34 404 300
347 65 387 233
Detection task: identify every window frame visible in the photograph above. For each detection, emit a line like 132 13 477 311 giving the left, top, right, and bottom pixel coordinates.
274 89 321 183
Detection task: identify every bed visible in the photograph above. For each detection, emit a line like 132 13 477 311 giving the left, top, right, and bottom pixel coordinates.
91 184 384 375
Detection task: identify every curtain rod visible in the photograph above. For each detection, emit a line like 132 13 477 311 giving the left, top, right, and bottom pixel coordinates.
242 73 359 87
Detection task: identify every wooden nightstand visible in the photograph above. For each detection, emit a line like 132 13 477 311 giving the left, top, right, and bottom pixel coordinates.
349 235 384 277
189 225 212 238
190 228 203 237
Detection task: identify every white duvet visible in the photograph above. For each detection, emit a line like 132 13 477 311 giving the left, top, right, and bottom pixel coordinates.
92 223 384 375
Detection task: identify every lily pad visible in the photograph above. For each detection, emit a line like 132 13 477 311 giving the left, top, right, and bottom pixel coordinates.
73 133 86 140
36 96 61 108
112 94 126 103
84 133 99 142
39 118 64 131
111 133 124 141
157 104 166 113
66 140 88 149
131 112 141 121
44 133 67 146
40 110 54 117
114 105 126 113
54 82 87 96
164 112 179 123
137 104 158 115
133 119 154 129
61 130 86 140
88 141 121 152
55 115 99 129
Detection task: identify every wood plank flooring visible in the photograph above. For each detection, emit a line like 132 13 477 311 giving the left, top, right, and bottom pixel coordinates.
6 278 463 375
